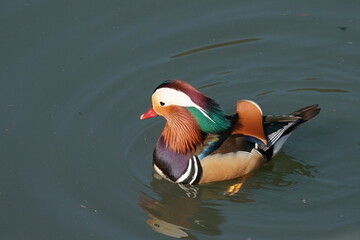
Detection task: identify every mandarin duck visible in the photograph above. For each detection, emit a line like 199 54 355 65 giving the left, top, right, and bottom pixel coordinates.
140 80 320 185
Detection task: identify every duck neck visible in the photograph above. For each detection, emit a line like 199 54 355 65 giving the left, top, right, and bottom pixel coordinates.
162 108 204 155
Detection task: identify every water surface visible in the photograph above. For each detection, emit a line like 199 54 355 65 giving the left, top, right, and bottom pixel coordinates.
1 0 360 239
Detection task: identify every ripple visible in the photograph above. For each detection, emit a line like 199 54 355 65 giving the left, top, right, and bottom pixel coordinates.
123 119 162 188
171 38 262 58
302 77 322 81
288 88 349 93
197 81 228 90
256 90 274 96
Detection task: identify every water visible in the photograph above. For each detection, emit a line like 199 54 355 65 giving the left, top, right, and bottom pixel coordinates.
1 0 360 239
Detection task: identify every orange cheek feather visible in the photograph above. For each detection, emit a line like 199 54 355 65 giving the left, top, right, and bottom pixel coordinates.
161 106 204 154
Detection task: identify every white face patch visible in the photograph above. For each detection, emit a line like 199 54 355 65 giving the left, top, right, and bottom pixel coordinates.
152 87 215 123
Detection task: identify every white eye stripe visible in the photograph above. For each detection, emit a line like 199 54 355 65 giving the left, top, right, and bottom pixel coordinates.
154 88 197 107
153 88 215 123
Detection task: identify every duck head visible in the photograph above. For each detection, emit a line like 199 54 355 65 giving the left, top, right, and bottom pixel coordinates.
140 80 230 154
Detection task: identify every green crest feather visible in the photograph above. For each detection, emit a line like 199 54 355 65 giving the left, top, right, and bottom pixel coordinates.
187 106 230 133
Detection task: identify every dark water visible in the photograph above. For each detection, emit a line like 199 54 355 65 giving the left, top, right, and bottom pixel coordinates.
1 1 360 239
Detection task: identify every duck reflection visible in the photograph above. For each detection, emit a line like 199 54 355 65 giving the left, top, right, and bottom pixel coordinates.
138 175 228 239
138 151 315 238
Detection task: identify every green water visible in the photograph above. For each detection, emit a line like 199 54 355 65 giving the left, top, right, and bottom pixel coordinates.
1 0 360 239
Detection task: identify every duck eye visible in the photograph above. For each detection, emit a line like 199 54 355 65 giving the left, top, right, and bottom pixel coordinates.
160 101 165 106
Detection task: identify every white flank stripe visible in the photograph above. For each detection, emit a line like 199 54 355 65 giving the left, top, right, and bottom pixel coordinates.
176 158 193 183
154 164 169 180
189 157 199 184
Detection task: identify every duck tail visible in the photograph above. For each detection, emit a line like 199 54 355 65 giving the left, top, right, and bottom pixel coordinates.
290 104 321 122
259 104 321 159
